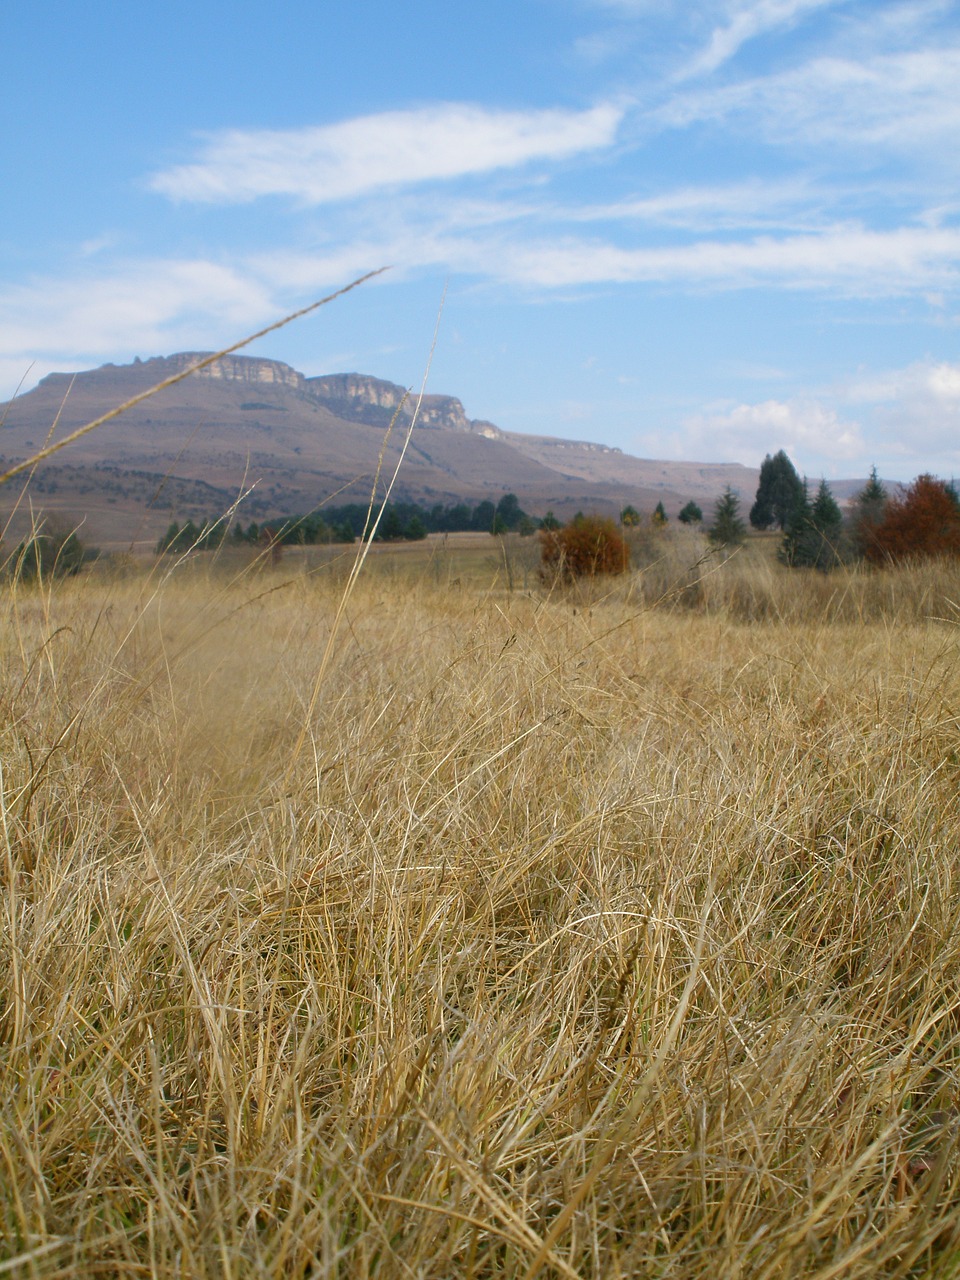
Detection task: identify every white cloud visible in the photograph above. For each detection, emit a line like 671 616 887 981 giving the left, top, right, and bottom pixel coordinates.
3 214 958 404
0 260 277 383
843 358 960 407
242 218 960 299
568 177 826 231
492 224 960 293
838 358 960 467
684 398 865 465
150 103 624 206
660 45 960 156
682 0 846 78
673 359 960 478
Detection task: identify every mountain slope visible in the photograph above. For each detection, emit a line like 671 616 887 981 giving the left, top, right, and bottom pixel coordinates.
0 352 760 547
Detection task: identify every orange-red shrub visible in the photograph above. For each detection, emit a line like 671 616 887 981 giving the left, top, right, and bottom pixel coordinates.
540 515 630 581
865 474 960 564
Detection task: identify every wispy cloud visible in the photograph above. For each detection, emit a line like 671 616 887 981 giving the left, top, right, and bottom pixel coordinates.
2 212 957 401
566 177 828 231
660 45 960 156
0 260 276 368
491 224 960 293
681 0 847 78
150 103 624 205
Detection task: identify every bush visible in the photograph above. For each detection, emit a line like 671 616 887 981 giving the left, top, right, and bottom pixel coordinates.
540 514 629 581
11 525 88 581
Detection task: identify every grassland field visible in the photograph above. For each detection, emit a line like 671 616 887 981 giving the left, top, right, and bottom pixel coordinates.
2 525 960 1278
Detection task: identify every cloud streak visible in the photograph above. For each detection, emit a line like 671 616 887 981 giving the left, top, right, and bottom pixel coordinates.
3 217 957 396
492 224 960 293
0 260 276 369
660 45 960 156
681 0 846 78
150 103 624 205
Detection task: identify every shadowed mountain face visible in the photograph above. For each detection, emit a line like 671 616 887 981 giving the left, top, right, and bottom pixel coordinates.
0 352 762 547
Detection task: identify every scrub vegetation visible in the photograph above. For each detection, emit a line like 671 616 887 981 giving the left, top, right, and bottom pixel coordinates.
1 534 960 1278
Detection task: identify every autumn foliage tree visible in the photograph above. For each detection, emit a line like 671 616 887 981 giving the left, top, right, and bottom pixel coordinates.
865 474 960 564
540 514 629 581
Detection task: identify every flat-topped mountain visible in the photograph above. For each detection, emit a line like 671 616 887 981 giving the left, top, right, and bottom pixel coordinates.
0 351 763 547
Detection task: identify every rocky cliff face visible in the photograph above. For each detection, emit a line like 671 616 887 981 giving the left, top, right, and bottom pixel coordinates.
35 355 502 437
307 372 502 436
308 373 406 413
37 352 307 393
189 354 305 390
521 436 622 456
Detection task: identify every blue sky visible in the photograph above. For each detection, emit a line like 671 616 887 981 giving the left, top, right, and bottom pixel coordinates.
3 0 959 480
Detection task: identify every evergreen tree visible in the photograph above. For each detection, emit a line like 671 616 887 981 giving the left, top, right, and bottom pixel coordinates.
380 506 405 541
495 493 524 531
708 488 746 547
678 501 703 524
652 501 668 527
778 482 812 566
779 481 847 570
472 499 496 532
157 521 180 553
540 511 561 531
620 504 641 527
805 480 844 570
850 465 888 560
750 450 805 530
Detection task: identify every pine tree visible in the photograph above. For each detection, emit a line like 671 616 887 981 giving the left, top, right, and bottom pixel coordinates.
778 482 812 566
495 493 524 531
851 466 888 559
708 488 746 547
750 450 805 530
808 480 844 570
157 521 180 553
678 501 703 524
652 501 668 527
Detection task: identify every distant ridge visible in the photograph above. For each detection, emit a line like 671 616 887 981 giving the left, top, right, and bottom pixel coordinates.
0 350 843 547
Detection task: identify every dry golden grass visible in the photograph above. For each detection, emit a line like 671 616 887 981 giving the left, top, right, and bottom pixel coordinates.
2 545 960 1278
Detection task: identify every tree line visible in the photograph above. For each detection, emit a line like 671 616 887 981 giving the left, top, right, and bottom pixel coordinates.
154 493 558 553
707 450 960 568
152 455 960 574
